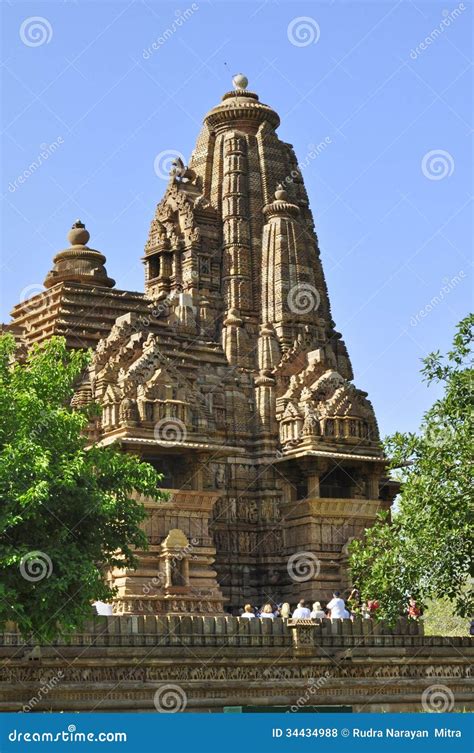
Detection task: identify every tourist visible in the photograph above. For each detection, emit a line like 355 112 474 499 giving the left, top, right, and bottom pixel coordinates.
292 599 311 618
348 586 360 606
326 591 348 619
280 602 291 619
260 603 275 619
407 596 421 620
347 586 361 615
310 601 326 619
240 604 255 619
361 601 371 619
367 598 380 616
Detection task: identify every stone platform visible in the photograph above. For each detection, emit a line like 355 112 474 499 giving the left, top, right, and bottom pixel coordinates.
1 617 472 713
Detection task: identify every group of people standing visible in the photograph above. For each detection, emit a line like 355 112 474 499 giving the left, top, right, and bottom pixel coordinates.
239 591 358 621
238 588 421 621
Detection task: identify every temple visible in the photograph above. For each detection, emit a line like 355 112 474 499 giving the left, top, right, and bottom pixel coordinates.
4 76 472 714
9 76 397 615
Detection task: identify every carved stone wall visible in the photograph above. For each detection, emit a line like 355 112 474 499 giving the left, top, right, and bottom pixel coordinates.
1 618 472 713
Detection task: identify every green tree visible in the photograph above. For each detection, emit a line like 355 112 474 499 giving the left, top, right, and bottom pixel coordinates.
350 314 473 623
423 596 470 637
0 335 165 640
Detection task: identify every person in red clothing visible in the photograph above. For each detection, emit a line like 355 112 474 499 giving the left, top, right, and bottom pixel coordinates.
407 596 421 620
367 599 380 616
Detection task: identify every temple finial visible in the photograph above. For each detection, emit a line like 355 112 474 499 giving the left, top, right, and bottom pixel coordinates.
68 220 90 247
232 73 248 90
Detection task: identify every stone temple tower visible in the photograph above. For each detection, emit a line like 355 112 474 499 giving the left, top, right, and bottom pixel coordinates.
8 77 397 615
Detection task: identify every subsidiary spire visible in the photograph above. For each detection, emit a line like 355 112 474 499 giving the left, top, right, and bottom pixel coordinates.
44 220 115 289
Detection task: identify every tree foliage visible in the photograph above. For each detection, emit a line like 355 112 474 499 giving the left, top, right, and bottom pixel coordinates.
350 315 473 623
0 335 165 640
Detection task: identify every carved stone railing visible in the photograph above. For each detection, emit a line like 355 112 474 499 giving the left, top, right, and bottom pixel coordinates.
1 616 472 713
1 615 470 653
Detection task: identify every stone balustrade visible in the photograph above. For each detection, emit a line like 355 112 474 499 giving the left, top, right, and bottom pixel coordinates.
1 616 472 713
2 615 470 652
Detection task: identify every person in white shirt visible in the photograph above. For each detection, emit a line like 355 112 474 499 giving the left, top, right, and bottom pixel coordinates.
292 599 311 619
260 603 275 619
326 591 348 619
310 601 326 619
240 603 255 619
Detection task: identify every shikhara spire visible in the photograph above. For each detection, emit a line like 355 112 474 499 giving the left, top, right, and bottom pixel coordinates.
9 78 397 615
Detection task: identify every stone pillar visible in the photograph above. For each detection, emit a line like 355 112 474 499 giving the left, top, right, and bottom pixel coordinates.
307 473 320 498
367 474 379 499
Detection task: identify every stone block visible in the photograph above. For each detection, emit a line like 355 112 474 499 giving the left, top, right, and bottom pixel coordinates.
237 617 250 647
261 617 273 645
249 617 262 646
203 616 216 646
226 616 239 646
341 619 352 636
167 615 181 645
155 617 167 645
180 616 193 645
191 616 204 646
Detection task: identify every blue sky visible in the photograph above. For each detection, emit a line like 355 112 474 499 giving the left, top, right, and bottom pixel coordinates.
1 0 472 438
